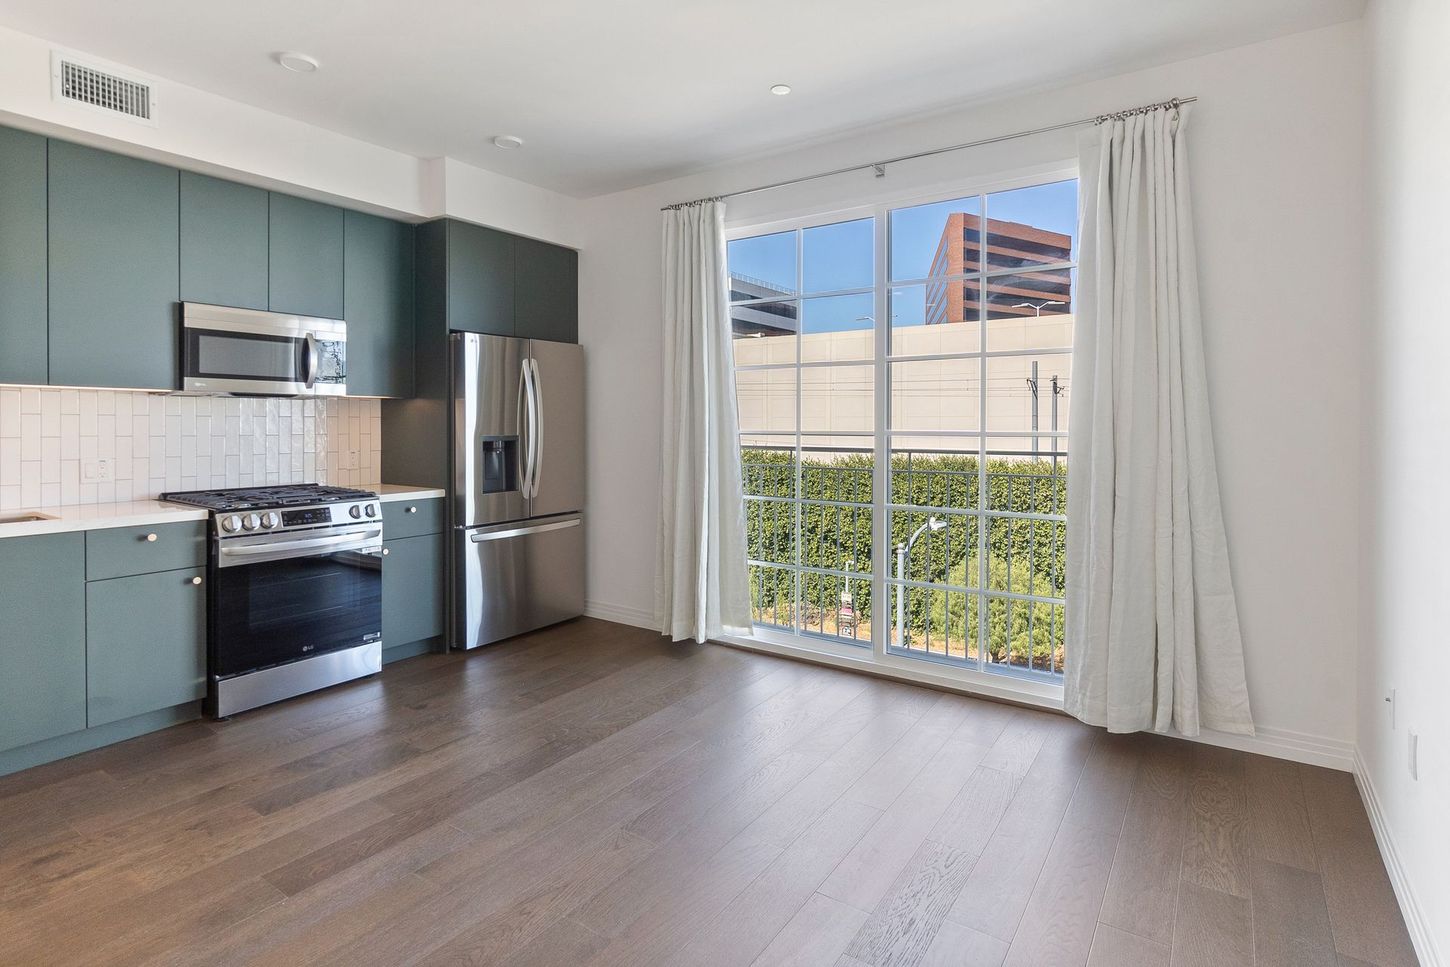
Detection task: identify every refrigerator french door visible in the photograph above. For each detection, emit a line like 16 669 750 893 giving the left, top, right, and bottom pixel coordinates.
452 332 585 649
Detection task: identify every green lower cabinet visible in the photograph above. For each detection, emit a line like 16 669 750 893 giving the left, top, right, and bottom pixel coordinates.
383 533 444 650
86 567 207 728
0 534 86 753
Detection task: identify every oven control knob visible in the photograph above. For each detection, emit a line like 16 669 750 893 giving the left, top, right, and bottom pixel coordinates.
221 514 242 533
349 505 362 519
242 513 260 532
262 512 280 529
364 503 376 518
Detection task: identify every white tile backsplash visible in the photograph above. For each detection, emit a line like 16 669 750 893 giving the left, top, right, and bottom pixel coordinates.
0 389 381 511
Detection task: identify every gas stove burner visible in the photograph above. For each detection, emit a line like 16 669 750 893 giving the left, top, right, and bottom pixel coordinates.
160 484 378 512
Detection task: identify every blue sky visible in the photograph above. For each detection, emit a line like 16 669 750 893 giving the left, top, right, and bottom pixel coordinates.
729 179 1077 333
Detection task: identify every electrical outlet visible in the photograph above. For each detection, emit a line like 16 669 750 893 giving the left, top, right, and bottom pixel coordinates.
82 459 112 483
1408 732 1419 781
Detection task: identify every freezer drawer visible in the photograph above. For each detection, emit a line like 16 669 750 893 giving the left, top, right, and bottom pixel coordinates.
454 513 584 649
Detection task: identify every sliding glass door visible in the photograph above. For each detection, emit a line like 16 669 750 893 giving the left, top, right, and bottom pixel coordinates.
730 175 1077 685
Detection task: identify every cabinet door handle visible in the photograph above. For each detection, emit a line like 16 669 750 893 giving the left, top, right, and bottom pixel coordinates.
191 576 203 585
406 506 417 513
145 533 158 542
381 547 390 556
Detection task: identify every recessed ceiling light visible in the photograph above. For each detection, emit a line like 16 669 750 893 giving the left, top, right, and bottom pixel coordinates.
492 135 524 149
275 51 320 73
770 84 792 96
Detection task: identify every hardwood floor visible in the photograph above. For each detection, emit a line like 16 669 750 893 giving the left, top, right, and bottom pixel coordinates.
0 618 1418 967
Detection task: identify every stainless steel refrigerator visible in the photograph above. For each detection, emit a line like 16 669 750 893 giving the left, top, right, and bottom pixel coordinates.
451 332 585 649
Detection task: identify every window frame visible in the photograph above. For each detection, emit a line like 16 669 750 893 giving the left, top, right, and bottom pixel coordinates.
726 163 1077 700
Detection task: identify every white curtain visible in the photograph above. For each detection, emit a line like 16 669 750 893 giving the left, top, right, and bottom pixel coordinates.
1065 105 1254 737
655 200 753 642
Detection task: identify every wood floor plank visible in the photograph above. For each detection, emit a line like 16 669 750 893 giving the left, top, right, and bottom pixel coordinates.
1087 923 1171 967
1000 824 1120 967
919 919 1009 967
818 716 991 912
844 838 979 967
1297 765 1418 967
752 893 871 967
1098 738 1191 946
414 828 656 967
945 721 1096 942
1171 881 1252 967
1244 753 1318 872
1181 744 1252 899
1060 731 1143 836
836 692 968 810
1250 857 1338 967
668 797 882 967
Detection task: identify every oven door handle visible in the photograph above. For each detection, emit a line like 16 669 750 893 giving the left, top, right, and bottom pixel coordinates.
219 530 381 561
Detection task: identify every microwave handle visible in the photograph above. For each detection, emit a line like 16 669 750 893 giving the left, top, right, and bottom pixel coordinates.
302 333 319 389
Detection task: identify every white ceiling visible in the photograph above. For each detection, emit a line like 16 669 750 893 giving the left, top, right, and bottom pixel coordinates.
0 0 1362 197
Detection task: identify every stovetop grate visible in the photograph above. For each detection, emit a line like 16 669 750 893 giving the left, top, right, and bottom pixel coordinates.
159 484 378 512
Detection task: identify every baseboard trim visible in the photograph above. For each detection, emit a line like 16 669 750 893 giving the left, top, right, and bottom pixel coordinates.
584 599 655 630
1167 724 1355 773
1354 747 1443 967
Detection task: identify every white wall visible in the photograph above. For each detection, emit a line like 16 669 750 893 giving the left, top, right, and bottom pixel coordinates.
0 24 582 245
1360 0 1450 960
578 21 1368 762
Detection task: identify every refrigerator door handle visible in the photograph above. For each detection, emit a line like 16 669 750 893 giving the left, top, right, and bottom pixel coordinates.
467 516 581 543
529 357 544 501
520 357 537 498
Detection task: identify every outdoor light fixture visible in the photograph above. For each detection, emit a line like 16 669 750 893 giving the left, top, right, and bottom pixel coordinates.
896 517 947 647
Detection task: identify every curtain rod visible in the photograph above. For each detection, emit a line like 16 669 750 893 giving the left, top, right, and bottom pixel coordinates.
661 95 1196 211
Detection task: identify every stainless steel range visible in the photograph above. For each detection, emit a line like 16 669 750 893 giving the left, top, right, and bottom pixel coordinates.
160 484 384 717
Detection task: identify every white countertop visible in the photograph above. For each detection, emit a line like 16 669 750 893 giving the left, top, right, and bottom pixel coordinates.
376 484 446 502
0 499 209 540
0 484 445 540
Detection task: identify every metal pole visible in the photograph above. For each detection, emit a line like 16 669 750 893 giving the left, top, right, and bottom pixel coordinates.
1029 360 1040 457
895 543 906 647
662 96 1197 210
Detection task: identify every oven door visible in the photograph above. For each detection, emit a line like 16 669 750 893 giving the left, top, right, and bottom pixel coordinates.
211 527 383 679
182 302 346 396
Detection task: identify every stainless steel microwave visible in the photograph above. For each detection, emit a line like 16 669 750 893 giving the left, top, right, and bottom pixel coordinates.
181 303 346 396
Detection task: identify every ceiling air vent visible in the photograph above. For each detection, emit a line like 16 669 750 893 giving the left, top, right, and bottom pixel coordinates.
51 52 156 125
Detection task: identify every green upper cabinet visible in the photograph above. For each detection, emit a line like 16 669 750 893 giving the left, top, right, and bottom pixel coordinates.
180 172 269 311
0 127 48 385
514 235 578 343
345 211 415 397
268 193 344 319
446 219 513 336
416 218 577 344
0 534 86 753
48 140 180 390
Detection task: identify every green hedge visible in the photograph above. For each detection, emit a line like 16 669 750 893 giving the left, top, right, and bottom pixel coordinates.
742 448 1067 664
